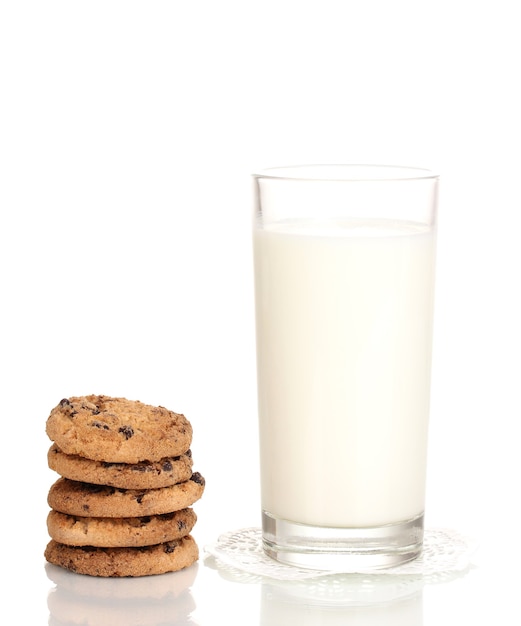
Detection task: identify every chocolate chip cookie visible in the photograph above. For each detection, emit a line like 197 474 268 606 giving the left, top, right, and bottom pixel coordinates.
47 444 194 490
48 474 205 518
46 395 193 463
47 508 197 547
44 535 199 577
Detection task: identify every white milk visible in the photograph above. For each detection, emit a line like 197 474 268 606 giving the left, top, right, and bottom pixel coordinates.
254 218 436 528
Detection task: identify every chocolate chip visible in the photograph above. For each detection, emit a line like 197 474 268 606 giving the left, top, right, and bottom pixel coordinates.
177 520 187 531
162 460 173 472
135 493 145 504
190 472 205 486
91 421 110 430
59 398 77 418
82 400 100 414
159 512 175 520
118 425 134 440
164 542 176 554
85 484 109 494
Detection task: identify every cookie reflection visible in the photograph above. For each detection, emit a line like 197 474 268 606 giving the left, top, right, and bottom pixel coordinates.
46 562 198 626
260 574 424 626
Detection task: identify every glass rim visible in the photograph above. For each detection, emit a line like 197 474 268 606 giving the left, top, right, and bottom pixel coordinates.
252 164 439 182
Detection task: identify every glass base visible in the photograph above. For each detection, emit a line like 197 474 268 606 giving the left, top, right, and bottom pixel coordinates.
262 511 424 571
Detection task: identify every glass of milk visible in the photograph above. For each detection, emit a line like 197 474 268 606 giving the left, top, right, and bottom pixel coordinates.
252 165 439 570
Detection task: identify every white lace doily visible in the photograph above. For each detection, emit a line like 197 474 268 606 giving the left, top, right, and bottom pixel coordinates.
204 527 475 582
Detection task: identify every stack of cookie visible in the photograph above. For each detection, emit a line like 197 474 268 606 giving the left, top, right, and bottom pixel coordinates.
44 395 205 577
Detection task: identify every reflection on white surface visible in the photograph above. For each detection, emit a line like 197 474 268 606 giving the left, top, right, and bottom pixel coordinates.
205 554 425 625
44 550 474 626
259 576 423 626
46 562 199 626
205 553 473 626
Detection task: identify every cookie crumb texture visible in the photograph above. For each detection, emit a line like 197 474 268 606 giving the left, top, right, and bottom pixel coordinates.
46 395 193 463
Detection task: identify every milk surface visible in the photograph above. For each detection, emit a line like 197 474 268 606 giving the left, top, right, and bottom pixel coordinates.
254 218 436 528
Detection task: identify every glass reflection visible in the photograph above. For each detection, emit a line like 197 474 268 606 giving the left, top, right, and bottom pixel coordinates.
260 574 424 626
206 553 428 626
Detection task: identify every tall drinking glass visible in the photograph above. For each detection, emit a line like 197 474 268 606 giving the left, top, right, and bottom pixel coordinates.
252 165 439 570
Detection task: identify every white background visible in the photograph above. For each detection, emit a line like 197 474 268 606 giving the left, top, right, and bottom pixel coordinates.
1 1 520 624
